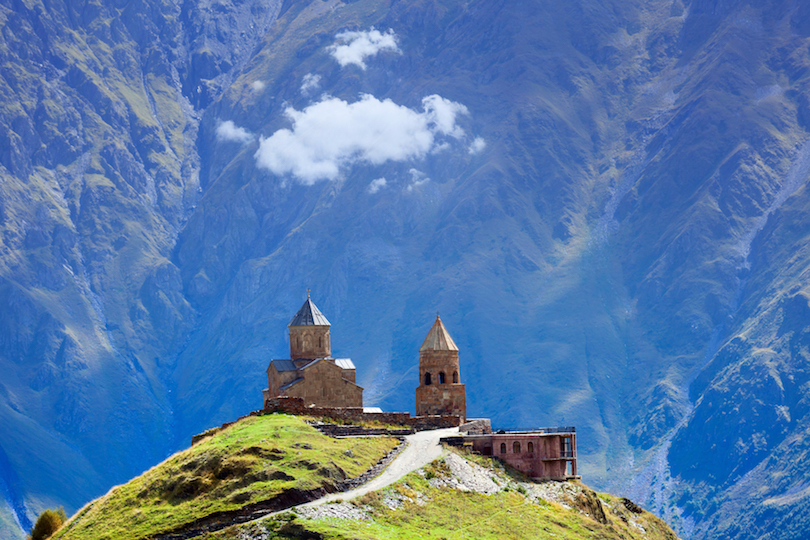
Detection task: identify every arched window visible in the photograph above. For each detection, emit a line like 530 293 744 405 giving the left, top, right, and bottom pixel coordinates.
297 336 302 348
318 336 322 348
527 442 534 454
439 372 446 384
500 442 506 454
424 372 432 385
453 371 459 383
513 441 521 454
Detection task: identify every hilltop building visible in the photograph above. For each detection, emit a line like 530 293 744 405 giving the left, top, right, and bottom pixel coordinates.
415 315 467 422
262 293 363 408
455 428 578 480
260 297 577 481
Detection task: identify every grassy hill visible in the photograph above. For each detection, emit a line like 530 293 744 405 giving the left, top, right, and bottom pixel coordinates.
207 462 679 540
5 0 810 537
51 414 398 540
50 413 677 540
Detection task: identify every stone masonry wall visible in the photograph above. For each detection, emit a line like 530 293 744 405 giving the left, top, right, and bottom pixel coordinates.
262 396 461 430
282 360 362 408
415 383 466 421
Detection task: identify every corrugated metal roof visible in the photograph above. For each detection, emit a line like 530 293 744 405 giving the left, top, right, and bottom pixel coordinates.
288 296 331 326
299 358 323 370
334 358 355 370
280 377 304 390
420 316 459 352
269 359 298 372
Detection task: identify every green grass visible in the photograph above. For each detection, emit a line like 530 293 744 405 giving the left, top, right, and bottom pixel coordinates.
52 414 398 540
207 449 678 540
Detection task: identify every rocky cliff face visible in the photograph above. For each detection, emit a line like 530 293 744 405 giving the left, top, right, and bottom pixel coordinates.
0 0 280 532
1 0 810 538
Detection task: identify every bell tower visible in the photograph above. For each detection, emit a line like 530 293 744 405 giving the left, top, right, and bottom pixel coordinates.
288 291 331 361
415 315 466 422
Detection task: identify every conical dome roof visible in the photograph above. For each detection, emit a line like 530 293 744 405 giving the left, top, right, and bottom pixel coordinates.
420 316 458 351
288 294 331 326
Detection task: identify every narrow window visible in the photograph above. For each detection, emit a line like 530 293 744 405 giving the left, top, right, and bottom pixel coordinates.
513 441 521 454
500 442 506 454
319 336 322 348
439 372 446 384
425 372 432 385
527 442 534 454
453 371 459 383
561 437 572 458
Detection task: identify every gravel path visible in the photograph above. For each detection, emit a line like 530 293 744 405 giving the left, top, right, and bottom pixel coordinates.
301 426 459 507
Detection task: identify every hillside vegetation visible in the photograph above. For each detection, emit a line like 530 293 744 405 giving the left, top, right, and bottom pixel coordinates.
53 413 678 540
3 0 810 538
205 446 678 540
52 414 398 540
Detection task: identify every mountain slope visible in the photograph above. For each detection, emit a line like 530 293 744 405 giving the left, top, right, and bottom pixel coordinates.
52 413 678 540
2 0 810 539
0 0 280 533
52 414 398 540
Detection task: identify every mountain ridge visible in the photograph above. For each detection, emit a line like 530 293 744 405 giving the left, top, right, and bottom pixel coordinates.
2 0 810 538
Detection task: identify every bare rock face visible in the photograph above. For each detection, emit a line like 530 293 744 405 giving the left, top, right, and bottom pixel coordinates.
3 0 810 539
0 0 279 535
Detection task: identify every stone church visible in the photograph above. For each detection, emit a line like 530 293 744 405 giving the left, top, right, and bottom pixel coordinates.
415 315 467 422
263 298 468 424
262 296 577 481
263 294 363 408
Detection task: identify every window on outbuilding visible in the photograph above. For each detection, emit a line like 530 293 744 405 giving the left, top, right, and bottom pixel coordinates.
561 437 572 458
500 442 507 454
424 372 432 385
439 372 446 384
513 441 521 453
527 442 534 454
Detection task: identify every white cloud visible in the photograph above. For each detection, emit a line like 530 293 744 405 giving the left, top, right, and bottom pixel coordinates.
328 28 400 69
250 80 266 92
254 94 469 184
216 120 253 144
368 177 387 194
423 95 467 139
406 168 429 192
300 73 321 95
469 137 486 154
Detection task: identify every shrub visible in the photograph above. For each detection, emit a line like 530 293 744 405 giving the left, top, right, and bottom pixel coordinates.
29 507 67 540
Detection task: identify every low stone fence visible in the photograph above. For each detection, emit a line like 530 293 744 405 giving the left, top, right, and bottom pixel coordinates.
263 396 461 430
191 398 461 446
308 421 415 438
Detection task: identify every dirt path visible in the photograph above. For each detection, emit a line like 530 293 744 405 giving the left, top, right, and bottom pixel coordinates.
154 426 459 539
302 426 459 507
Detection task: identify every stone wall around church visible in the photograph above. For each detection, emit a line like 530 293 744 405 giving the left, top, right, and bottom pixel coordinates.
262 396 462 430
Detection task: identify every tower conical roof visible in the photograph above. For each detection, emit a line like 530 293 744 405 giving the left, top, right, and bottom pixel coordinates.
288 294 331 326
420 315 458 351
